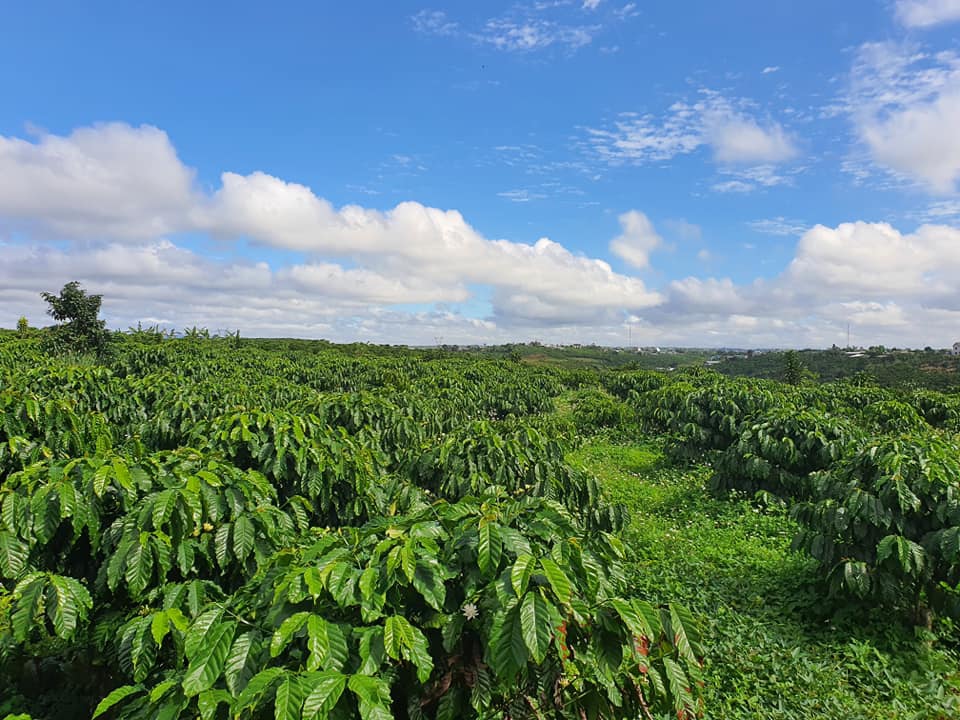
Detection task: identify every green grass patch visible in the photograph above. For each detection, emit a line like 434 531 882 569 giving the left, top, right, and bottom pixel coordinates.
570 437 960 719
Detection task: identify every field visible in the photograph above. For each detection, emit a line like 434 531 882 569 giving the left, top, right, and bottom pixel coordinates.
1 335 959 719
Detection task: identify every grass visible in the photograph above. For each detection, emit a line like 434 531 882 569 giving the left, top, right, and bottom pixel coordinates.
568 437 960 719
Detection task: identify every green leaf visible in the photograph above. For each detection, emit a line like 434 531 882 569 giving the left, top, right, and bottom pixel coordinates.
151 610 171 646
510 554 536 598
197 689 232 720
877 534 925 576
234 667 286 713
151 490 177 530
383 615 433 682
611 598 659 641
0 530 29 578
669 604 698 665
478 521 503 576
182 621 236 697
488 610 526 681
125 535 154 597
662 656 695 715
186 607 225 658
356 627 386 675
149 679 178 702
348 674 393 720
539 558 572 605
271 611 310 657
274 675 305 720
307 616 350 672
225 631 261 697
406 625 434 683
92 684 144 718
383 615 413 661
413 560 446 611
301 671 347 720
47 574 92 639
214 523 232 569
520 591 553 664
11 572 46 641
112 458 133 493
842 561 871 598
128 617 158 682
233 514 255 563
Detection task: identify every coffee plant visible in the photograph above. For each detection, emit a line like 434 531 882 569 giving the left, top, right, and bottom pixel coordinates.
0 335 703 719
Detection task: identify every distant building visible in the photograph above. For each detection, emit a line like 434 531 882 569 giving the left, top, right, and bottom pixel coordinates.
952 342 960 356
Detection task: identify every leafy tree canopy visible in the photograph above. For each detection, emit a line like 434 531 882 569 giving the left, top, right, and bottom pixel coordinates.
40 281 109 353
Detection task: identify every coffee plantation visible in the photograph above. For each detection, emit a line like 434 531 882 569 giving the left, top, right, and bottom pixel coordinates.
1 332 959 718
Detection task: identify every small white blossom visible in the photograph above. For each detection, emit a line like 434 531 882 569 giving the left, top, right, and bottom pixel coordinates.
462 602 479 621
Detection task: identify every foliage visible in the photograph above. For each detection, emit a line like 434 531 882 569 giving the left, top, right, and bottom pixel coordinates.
781 350 805 386
568 388 637 434
711 407 861 500
571 438 960 720
0 337 700 719
40 282 110 355
791 433 960 619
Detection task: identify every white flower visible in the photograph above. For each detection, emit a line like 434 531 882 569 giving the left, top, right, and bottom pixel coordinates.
462 602 479 621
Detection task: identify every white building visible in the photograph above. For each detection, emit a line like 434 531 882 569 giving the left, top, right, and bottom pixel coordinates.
952 342 960 356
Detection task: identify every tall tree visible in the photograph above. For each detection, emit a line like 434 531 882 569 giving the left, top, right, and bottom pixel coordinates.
41 281 108 353
782 350 805 385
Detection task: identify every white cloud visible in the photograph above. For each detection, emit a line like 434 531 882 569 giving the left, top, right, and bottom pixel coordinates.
912 199 960 221
0 123 195 239
843 41 960 193
282 263 467 304
7 122 960 348
762 66 780 74
711 180 754 193
746 217 808 236
196 172 665 321
662 218 702 242
0 123 663 334
609 211 663 269
474 18 597 52
636 221 960 347
583 90 798 176
411 9 459 36
414 4 615 54
783 221 960 300
861 90 960 193
613 3 640 19
896 0 960 28
497 189 547 202
707 117 796 164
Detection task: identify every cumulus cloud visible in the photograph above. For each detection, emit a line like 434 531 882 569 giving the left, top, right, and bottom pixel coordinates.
0 123 195 238
5 122 960 348
896 0 960 28
783 221 960 300
634 221 960 347
0 123 662 336
609 211 663 269
706 117 796 165
843 41 960 193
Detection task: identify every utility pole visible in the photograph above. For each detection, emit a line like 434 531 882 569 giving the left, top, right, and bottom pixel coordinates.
847 323 850 349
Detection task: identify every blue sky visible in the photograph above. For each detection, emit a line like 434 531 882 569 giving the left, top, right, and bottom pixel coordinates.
2 0 960 347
